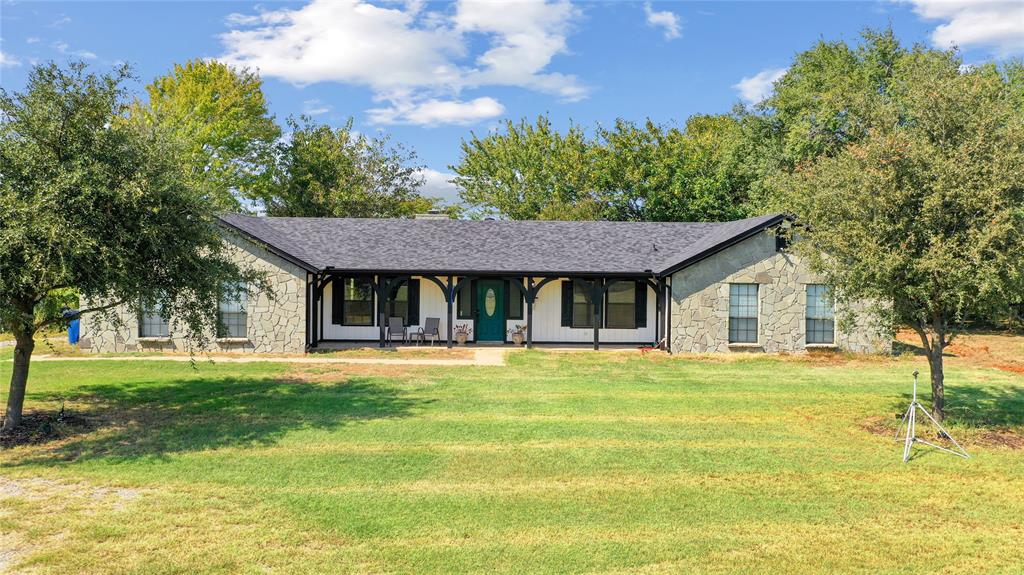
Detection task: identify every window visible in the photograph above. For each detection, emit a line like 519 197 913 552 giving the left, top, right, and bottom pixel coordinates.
387 279 419 326
389 283 409 324
340 277 374 326
138 302 169 338
457 279 474 319
605 281 636 329
806 284 835 344
572 281 594 328
507 279 524 320
728 284 758 344
218 284 248 338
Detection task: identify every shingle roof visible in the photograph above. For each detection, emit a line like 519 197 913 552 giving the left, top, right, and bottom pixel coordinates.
217 213 786 276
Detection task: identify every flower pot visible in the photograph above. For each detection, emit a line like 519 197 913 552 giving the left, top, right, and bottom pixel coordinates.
511 332 525 345
455 333 468 345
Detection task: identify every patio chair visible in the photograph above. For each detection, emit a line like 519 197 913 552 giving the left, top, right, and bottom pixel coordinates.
418 317 441 346
386 316 407 346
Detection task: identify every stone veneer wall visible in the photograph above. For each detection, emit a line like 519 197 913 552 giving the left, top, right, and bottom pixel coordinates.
670 231 889 354
79 232 307 354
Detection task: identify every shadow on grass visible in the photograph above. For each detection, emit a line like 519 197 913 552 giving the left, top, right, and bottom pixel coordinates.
890 383 1024 428
891 340 959 358
9 375 427 464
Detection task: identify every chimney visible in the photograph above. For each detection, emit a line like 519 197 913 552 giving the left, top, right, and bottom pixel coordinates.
414 209 451 220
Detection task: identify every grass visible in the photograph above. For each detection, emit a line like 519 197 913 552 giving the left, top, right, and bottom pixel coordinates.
1 346 1023 574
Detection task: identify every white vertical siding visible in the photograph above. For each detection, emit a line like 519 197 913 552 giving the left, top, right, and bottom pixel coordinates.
317 276 654 344
523 279 656 344
321 276 470 341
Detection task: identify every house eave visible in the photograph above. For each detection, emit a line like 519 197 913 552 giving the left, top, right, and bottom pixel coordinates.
658 213 789 276
216 216 319 273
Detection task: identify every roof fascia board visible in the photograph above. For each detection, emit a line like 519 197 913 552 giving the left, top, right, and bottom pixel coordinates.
659 214 788 276
216 217 319 273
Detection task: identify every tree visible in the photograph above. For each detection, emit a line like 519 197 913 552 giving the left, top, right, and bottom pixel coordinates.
776 52 1024 421
453 114 760 222
593 116 753 222
134 59 280 212
764 28 907 165
1 62 262 431
261 117 447 218
451 116 602 220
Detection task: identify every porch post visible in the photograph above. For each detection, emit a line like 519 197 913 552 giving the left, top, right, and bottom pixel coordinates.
319 275 327 344
664 279 672 354
592 278 603 351
377 275 386 348
526 277 534 349
447 275 454 349
654 280 661 348
310 273 320 349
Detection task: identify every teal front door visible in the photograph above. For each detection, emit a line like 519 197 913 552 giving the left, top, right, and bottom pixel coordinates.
476 280 505 342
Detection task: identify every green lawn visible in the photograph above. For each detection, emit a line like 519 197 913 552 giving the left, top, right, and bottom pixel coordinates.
2 351 1023 574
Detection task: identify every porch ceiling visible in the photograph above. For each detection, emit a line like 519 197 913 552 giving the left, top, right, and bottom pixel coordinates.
218 213 785 276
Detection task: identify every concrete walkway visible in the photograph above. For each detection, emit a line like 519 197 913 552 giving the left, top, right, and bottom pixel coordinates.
12 347 510 367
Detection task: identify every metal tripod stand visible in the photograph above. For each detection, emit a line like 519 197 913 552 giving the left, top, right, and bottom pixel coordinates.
895 371 969 463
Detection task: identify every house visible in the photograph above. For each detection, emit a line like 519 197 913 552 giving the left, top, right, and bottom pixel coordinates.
79 212 889 354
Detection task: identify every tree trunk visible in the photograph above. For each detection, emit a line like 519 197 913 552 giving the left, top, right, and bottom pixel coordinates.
913 314 947 422
928 311 947 422
929 341 945 422
2 330 35 432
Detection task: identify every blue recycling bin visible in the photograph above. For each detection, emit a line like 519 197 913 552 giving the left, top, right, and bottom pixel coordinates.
68 318 80 345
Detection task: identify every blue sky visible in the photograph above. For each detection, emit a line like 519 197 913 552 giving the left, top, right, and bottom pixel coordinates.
2 1 1021 203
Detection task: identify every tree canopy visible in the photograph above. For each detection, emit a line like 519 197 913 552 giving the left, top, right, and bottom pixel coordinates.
594 115 754 222
0 62 262 430
134 59 280 212
452 116 602 220
259 117 449 218
774 41 1024 420
451 115 754 221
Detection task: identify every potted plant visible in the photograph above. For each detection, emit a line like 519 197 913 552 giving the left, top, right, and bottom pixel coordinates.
508 324 527 345
453 323 472 345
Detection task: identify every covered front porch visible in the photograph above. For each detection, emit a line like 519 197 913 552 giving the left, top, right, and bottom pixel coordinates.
304 272 672 351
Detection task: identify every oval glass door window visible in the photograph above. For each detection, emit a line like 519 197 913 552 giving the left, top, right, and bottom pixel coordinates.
484 288 496 316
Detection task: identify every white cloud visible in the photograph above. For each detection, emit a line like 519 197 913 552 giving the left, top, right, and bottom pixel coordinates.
643 2 681 40
26 37 40 44
733 67 786 105
48 15 71 28
367 96 505 126
218 0 586 126
905 0 1024 56
418 168 462 204
453 0 587 100
52 41 96 59
0 51 21 67
302 99 331 116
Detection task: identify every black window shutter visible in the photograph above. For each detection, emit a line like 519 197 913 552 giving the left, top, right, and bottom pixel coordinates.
331 278 343 325
635 282 647 328
561 281 573 327
408 279 420 326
